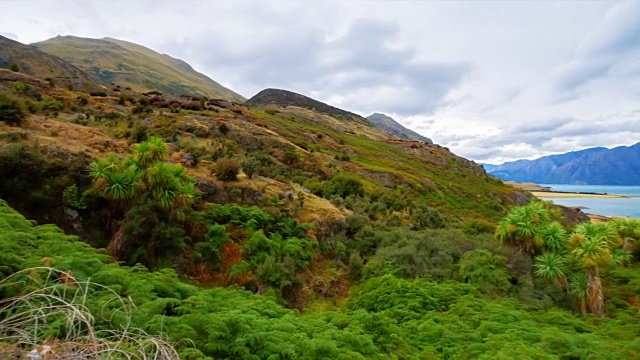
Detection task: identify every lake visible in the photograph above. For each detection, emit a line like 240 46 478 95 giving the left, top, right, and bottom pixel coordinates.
537 184 640 218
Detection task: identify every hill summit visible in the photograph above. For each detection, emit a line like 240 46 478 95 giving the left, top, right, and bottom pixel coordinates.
245 88 367 123
366 113 432 143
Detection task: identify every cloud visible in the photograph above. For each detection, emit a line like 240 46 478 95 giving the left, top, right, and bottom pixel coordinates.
447 107 640 164
163 18 470 116
554 1 640 99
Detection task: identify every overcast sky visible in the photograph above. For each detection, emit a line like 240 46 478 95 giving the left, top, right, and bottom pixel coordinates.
1 0 639 164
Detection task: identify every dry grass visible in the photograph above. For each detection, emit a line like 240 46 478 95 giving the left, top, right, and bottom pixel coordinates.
0 267 179 359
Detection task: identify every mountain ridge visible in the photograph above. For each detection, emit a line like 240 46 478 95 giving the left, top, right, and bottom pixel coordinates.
484 143 640 185
0 35 99 90
245 88 368 124
366 113 433 143
33 35 245 102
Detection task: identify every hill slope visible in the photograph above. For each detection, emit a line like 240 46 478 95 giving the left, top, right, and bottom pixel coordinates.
367 113 432 143
0 35 98 90
245 88 368 124
34 36 245 102
485 143 640 185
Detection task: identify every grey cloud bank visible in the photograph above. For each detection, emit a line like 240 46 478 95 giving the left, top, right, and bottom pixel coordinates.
0 0 638 164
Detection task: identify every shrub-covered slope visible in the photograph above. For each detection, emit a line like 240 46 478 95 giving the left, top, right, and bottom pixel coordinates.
1 200 639 359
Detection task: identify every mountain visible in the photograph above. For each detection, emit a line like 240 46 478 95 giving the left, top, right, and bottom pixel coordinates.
484 143 640 185
245 88 367 123
0 35 98 90
366 113 432 143
34 36 245 102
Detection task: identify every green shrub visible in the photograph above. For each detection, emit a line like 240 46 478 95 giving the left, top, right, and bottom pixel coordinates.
62 184 87 210
410 205 444 229
459 249 512 295
39 96 64 116
322 174 364 199
0 93 26 126
242 157 260 179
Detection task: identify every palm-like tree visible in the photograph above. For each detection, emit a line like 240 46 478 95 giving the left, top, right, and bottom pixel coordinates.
495 201 551 255
88 137 200 262
133 136 169 167
569 222 617 317
534 252 566 280
611 218 640 252
537 222 567 253
569 273 589 314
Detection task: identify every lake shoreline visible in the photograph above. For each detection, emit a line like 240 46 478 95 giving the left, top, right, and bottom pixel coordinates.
504 181 640 219
531 191 628 199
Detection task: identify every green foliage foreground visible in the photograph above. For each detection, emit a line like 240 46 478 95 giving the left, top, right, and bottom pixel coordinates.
1 199 640 359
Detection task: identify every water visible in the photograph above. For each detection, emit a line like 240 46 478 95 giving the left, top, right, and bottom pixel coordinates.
537 184 640 218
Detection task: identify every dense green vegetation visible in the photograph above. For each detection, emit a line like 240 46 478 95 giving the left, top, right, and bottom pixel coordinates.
1 199 640 358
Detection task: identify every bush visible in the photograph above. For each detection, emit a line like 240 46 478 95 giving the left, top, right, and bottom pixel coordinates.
39 96 64 116
322 174 364 199
0 93 26 125
9 62 19 72
77 96 89 106
213 158 241 181
410 205 444 229
242 157 260 179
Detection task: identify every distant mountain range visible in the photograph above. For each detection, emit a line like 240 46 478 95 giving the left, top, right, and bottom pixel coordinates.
32 36 244 101
484 142 640 185
366 113 432 144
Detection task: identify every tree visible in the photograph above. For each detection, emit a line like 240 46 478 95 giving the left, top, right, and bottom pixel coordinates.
495 201 551 255
568 222 618 317
88 137 199 264
534 252 566 281
9 62 19 72
537 222 568 253
611 218 640 252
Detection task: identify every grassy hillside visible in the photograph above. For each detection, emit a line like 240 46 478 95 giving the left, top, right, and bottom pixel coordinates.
1 55 640 359
0 35 98 90
34 36 245 102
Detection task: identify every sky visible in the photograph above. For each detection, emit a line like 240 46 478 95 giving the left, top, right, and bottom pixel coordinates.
1 0 639 164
